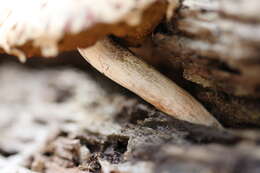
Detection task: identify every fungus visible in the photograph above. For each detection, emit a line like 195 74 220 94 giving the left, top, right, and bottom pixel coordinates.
0 0 222 128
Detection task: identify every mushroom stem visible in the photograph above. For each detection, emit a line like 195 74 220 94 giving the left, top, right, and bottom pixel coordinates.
78 38 222 128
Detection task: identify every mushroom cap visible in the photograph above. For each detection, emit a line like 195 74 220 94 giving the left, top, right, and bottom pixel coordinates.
0 0 167 59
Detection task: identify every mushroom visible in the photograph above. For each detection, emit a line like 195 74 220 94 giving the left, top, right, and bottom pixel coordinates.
0 0 222 128
0 0 167 58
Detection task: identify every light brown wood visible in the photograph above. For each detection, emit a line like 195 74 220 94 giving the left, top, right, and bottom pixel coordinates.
78 38 222 128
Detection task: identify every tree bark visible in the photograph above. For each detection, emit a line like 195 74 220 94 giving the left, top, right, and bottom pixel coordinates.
129 0 260 127
153 0 260 98
0 60 259 173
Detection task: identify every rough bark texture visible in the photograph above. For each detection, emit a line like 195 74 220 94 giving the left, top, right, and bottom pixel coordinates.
155 0 260 98
0 56 260 173
131 0 260 127
1 0 260 172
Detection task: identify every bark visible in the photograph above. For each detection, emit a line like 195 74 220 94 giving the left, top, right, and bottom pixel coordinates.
1 0 260 172
129 0 260 127
153 0 260 98
0 59 259 173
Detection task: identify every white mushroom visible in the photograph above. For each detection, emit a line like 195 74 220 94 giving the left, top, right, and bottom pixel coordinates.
0 0 222 128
